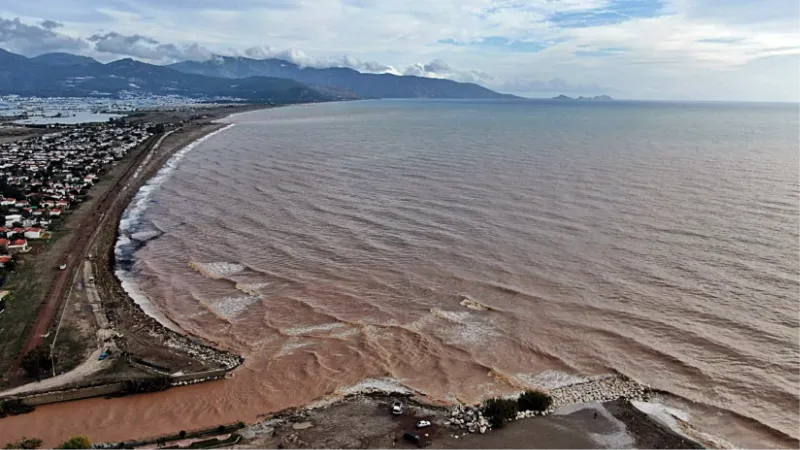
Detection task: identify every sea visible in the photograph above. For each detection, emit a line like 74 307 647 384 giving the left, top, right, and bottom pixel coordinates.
10 99 800 447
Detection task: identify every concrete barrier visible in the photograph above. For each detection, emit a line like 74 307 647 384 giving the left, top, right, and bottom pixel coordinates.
2 369 230 408
171 369 227 384
13 382 126 406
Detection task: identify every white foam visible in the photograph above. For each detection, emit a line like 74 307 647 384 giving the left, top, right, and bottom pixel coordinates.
235 282 271 295
337 377 414 396
631 400 690 431
430 308 471 323
275 338 313 357
115 268 183 333
190 261 247 279
117 124 234 236
206 294 261 320
283 323 347 336
630 400 736 449
115 124 235 331
512 370 591 390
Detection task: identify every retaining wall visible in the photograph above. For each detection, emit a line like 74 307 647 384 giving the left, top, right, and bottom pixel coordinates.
2 369 230 407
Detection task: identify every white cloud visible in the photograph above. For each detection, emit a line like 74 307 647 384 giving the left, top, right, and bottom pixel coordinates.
0 0 797 101
0 16 87 55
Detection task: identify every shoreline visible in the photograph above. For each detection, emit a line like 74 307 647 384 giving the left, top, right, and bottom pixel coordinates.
0 109 252 413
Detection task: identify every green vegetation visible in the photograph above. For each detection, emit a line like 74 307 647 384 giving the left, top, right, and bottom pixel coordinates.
0 399 35 418
0 258 45 376
517 389 552 412
481 397 518 429
57 436 92 449
3 437 42 450
3 436 92 450
20 344 54 379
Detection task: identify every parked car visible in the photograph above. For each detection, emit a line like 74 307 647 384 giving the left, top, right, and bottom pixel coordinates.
59 263 67 270
402 432 422 448
391 401 403 416
416 420 431 429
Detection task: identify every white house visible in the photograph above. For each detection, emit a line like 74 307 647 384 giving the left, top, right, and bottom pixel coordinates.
7 239 29 253
6 215 24 228
24 227 42 239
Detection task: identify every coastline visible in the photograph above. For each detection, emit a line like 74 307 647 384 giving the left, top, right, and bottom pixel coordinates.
0 108 255 446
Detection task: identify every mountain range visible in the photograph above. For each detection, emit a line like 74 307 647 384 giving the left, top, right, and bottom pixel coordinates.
169 55 516 99
0 49 515 103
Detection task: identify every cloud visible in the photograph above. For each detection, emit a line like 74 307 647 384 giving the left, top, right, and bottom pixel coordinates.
402 59 494 83
0 0 798 101
241 46 400 74
88 31 212 62
39 19 62 29
0 17 87 55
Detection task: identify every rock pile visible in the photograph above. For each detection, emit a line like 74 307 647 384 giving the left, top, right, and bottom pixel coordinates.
151 329 242 369
443 375 652 434
547 376 651 412
444 405 491 434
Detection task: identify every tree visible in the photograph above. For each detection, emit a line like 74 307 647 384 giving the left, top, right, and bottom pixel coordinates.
481 397 518 429
178 431 186 439
517 390 552 412
21 345 53 378
57 436 91 449
3 437 42 449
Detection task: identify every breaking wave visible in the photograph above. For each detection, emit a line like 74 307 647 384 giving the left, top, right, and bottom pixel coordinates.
114 124 236 331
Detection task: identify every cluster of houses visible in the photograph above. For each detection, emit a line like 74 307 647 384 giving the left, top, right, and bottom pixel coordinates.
0 122 154 270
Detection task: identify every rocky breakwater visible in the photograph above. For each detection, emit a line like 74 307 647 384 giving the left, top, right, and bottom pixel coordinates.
148 328 243 370
546 375 652 412
444 406 491 434
445 375 653 433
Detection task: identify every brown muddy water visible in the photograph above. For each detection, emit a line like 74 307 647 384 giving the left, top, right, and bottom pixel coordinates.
2 100 798 448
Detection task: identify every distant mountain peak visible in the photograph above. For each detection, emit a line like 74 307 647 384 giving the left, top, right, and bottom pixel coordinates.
31 52 99 66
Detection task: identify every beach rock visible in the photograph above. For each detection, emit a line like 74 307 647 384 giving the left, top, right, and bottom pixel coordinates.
292 422 313 430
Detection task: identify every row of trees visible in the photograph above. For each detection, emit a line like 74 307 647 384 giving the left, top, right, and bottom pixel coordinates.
3 435 91 449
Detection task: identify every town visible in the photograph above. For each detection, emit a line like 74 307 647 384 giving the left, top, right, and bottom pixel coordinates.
0 122 155 312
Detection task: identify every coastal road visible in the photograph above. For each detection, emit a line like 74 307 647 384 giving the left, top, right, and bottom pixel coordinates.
0 346 113 397
20 132 167 357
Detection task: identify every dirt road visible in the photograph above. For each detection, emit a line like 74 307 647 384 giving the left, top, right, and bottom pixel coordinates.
20 132 165 356
0 347 113 396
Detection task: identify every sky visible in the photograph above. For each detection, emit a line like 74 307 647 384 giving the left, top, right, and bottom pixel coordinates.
0 0 798 101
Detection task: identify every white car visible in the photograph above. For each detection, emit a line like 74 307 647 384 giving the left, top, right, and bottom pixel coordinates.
391 401 403 415
416 420 431 429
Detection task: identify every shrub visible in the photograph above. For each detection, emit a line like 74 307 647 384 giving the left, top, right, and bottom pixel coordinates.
57 436 92 449
3 437 42 449
178 431 187 439
217 425 226 433
236 421 245 429
20 345 53 379
517 390 552 412
481 397 518 429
